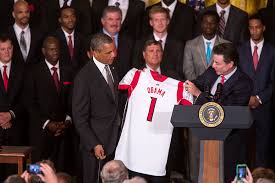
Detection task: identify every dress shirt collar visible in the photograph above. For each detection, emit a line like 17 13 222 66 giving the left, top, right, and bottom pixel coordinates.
250 38 264 56
153 32 167 49
59 0 72 7
61 28 75 38
146 64 161 74
13 23 30 36
93 56 106 74
45 59 60 71
0 61 12 77
103 29 119 47
222 66 237 82
161 0 177 19
216 3 231 23
202 35 216 47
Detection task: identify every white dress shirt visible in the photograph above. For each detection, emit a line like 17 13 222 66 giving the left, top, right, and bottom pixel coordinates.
13 23 31 55
59 0 72 7
202 35 216 54
250 39 264 59
62 28 75 47
0 61 11 78
93 56 114 82
153 32 167 50
216 3 231 25
108 0 129 23
161 0 177 19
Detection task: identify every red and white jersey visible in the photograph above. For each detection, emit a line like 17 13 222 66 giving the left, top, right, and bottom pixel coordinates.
115 68 193 176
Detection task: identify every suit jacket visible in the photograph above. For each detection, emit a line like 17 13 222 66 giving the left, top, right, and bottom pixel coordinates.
183 35 229 80
24 61 73 145
0 61 26 145
6 26 43 66
132 34 184 80
51 28 88 75
72 60 120 155
91 0 145 40
198 4 249 46
143 1 196 44
41 0 92 36
194 67 253 106
259 8 275 46
238 41 275 105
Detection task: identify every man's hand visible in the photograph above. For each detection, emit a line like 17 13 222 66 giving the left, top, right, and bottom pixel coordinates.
231 167 253 183
0 112 12 129
185 80 201 97
37 163 58 183
46 121 63 136
93 145 106 160
248 96 260 109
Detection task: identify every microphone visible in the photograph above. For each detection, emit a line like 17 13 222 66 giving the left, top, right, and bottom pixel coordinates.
204 82 213 101
214 83 223 102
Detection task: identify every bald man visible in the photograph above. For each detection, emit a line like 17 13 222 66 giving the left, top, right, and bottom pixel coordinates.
5 0 43 66
24 36 74 172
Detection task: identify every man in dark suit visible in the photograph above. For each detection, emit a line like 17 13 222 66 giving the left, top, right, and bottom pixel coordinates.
185 43 253 182
91 0 145 40
100 6 134 81
5 0 43 66
41 0 92 36
0 35 26 182
24 36 74 172
51 6 87 75
143 0 196 45
72 33 120 183
133 6 184 80
197 0 249 46
238 15 275 168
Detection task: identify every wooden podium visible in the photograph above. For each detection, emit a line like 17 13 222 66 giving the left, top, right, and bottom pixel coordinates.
171 105 253 183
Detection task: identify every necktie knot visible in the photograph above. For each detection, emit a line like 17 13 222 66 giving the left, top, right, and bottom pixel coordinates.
115 1 120 7
51 66 57 72
254 45 258 51
3 65 7 70
220 10 226 16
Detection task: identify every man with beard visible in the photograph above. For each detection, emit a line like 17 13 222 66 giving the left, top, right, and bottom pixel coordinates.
5 0 43 66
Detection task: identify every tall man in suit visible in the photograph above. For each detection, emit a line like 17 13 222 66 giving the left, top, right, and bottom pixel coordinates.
133 6 184 80
183 10 229 81
238 15 275 168
198 0 249 46
72 33 120 183
143 0 196 45
185 43 253 182
91 0 145 40
24 36 74 172
100 6 134 81
51 6 87 75
6 0 43 66
0 35 26 182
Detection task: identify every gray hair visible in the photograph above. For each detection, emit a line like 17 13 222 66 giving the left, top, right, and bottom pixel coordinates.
101 160 129 183
123 176 147 183
90 33 113 52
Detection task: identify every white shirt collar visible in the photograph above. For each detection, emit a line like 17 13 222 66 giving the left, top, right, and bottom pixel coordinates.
161 0 177 19
216 3 231 23
13 23 30 35
202 35 216 47
0 61 12 77
146 64 161 74
93 56 106 74
61 28 75 37
250 39 264 56
45 59 60 70
59 0 72 7
153 32 167 49
223 66 237 81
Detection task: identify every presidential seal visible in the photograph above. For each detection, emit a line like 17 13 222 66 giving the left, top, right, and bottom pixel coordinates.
198 102 224 127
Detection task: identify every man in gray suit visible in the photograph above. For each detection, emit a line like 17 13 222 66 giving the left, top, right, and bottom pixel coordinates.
183 10 229 183
183 10 229 81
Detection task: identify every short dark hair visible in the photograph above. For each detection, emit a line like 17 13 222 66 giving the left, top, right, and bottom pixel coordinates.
102 6 122 19
59 6 76 18
4 175 26 183
212 43 239 66
252 167 275 183
42 36 59 49
0 34 13 45
249 13 265 26
143 39 163 52
56 172 73 183
200 10 220 24
90 33 113 52
149 6 170 20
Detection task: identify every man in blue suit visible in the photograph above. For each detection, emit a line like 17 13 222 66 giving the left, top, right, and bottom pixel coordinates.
238 14 275 168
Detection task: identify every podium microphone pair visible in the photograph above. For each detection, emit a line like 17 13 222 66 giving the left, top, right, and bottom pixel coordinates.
205 82 223 103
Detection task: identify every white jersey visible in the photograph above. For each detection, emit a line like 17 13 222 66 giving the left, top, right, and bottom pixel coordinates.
115 68 193 176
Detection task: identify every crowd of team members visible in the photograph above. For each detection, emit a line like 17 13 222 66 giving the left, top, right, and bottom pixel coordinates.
1 0 275 182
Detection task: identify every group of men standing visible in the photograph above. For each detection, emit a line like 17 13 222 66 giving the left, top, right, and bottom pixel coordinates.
0 0 275 183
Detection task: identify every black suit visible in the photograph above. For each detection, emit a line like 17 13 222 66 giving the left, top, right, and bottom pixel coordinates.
24 61 73 171
198 4 249 46
238 41 275 167
91 0 145 40
259 8 275 46
132 34 184 80
194 67 253 182
51 28 88 75
41 0 92 36
72 60 120 183
143 1 196 44
5 26 43 66
0 61 25 146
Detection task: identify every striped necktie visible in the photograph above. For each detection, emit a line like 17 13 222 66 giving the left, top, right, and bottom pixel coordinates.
218 10 226 37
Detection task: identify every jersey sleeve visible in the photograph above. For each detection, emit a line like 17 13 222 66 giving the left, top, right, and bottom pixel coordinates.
177 82 193 105
118 68 141 97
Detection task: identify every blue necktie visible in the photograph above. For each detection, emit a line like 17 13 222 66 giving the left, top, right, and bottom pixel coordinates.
206 42 212 65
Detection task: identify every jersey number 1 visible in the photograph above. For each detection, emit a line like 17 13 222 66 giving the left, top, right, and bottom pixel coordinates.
147 97 157 122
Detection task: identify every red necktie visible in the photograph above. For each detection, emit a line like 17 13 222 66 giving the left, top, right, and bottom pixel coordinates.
68 35 74 59
51 67 60 93
220 74 225 85
2 65 8 92
253 46 258 70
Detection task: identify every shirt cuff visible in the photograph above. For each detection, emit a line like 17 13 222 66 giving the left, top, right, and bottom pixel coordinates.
9 110 16 119
42 120 50 129
256 95 262 104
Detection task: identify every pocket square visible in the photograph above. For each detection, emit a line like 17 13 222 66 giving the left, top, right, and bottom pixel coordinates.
63 81 72 85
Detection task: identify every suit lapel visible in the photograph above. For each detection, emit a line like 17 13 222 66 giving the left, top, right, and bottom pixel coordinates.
11 28 24 62
244 42 255 75
224 6 236 38
42 61 60 95
256 42 267 73
197 36 208 69
222 68 240 97
0 71 5 93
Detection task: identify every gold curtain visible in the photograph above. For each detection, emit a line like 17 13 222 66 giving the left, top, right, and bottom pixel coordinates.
146 0 268 15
